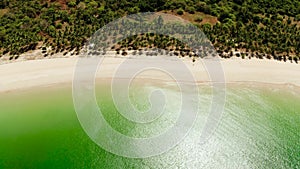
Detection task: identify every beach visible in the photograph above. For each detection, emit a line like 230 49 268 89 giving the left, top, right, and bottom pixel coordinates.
0 55 299 93
1 0 299 167
1 55 300 168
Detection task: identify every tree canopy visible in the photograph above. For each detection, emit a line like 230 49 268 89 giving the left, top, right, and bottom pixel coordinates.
0 0 299 62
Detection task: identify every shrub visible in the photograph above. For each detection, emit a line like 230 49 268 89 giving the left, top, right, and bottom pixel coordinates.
295 14 300 21
55 22 62 29
195 2 207 12
186 6 195 14
67 0 76 7
177 8 184 15
88 1 98 8
253 15 260 24
276 14 284 21
77 2 86 9
262 18 271 25
194 16 203 22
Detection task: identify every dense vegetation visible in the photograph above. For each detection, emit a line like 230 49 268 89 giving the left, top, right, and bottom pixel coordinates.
0 0 299 62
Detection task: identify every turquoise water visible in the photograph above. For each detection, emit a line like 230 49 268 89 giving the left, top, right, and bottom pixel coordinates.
0 82 299 168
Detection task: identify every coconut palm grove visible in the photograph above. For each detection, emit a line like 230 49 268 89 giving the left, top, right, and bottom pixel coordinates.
0 0 299 62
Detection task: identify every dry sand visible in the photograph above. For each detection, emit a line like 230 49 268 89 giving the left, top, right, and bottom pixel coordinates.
0 56 299 93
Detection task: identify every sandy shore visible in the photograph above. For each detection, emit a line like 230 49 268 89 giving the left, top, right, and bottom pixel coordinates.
0 56 299 93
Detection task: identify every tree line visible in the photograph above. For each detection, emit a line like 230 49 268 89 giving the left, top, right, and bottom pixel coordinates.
0 0 299 62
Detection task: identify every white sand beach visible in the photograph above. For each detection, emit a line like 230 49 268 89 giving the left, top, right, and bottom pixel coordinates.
0 56 299 93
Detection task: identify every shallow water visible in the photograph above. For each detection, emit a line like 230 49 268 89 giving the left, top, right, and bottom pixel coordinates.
0 82 299 168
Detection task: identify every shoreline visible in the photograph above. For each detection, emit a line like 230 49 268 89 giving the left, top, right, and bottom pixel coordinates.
0 55 300 93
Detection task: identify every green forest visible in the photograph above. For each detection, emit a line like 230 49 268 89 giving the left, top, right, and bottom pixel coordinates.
0 0 299 62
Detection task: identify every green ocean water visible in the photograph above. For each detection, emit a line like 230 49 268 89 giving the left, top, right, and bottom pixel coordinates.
0 82 299 168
